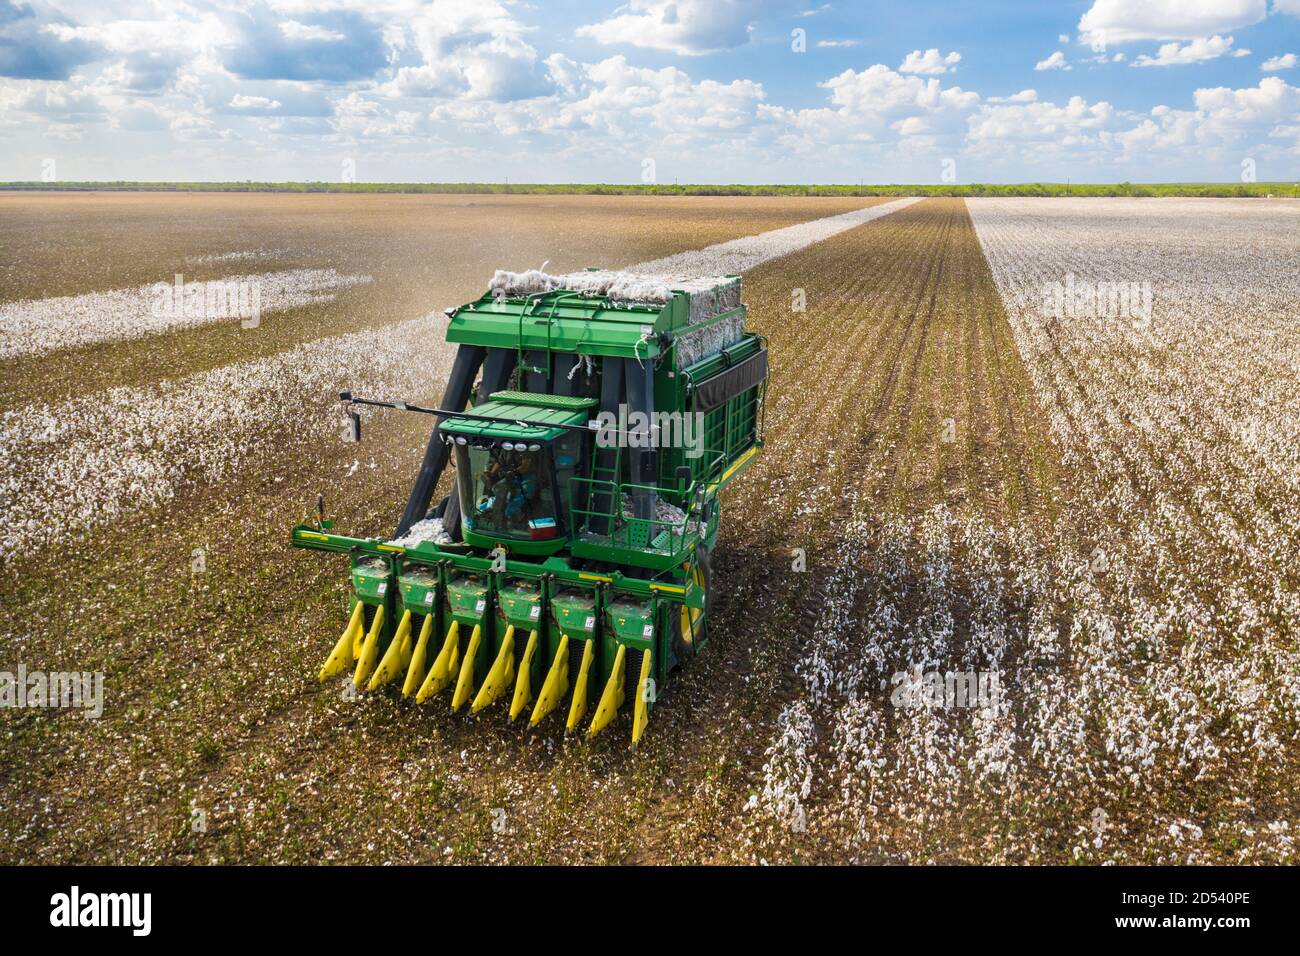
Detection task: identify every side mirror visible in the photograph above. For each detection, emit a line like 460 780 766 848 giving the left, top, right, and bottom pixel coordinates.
348 411 362 443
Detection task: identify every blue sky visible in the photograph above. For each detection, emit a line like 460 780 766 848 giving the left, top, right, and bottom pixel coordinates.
2 0 1298 183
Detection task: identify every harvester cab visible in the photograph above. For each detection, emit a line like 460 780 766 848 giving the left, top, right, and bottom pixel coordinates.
294 268 767 746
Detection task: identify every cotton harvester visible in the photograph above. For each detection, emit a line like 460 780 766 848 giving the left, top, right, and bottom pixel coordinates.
291 268 767 745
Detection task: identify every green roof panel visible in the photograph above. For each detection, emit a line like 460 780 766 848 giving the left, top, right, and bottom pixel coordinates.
440 398 590 442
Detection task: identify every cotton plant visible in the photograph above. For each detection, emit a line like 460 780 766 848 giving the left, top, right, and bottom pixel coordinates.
0 269 371 359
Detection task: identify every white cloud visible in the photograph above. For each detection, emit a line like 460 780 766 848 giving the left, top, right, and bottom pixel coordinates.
577 1 804 56
1132 35 1238 67
1262 53 1298 70
1078 0 1267 44
1058 33 1071 43
229 94 282 111
988 89 1038 104
382 1 555 102
279 21 346 42
1194 75 1300 126
759 64 979 154
898 49 961 75
967 94 1115 152
1035 51 1070 71
817 39 860 48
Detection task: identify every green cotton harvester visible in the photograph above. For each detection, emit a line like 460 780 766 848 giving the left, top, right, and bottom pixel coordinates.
292 268 768 745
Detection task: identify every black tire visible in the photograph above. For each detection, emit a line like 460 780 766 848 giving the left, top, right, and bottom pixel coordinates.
441 489 463 543
671 543 711 664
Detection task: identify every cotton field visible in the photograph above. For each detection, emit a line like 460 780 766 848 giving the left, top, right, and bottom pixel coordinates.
0 269 372 359
1 193 1296 865
741 198 1300 864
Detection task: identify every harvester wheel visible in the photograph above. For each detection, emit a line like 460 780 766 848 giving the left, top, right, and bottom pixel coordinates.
671 545 711 664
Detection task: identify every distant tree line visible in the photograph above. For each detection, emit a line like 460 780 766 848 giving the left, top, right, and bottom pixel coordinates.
1 180 1294 198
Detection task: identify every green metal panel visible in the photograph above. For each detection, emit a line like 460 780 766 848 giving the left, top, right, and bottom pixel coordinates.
488 390 598 410
446 573 491 629
397 563 439 615
446 291 667 359
440 398 588 441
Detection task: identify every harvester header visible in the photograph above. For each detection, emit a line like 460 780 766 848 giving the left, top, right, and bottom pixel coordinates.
293 267 767 745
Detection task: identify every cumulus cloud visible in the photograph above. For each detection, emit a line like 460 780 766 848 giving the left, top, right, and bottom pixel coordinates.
381 0 555 101
577 0 803 56
229 93 282 112
1261 52 1298 70
988 89 1038 104
224 8 388 83
758 63 979 155
41 9 224 93
898 48 961 75
1035 51 1070 71
0 0 103 80
1194 75 1300 126
967 94 1115 153
1078 0 1267 44
1132 35 1239 67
